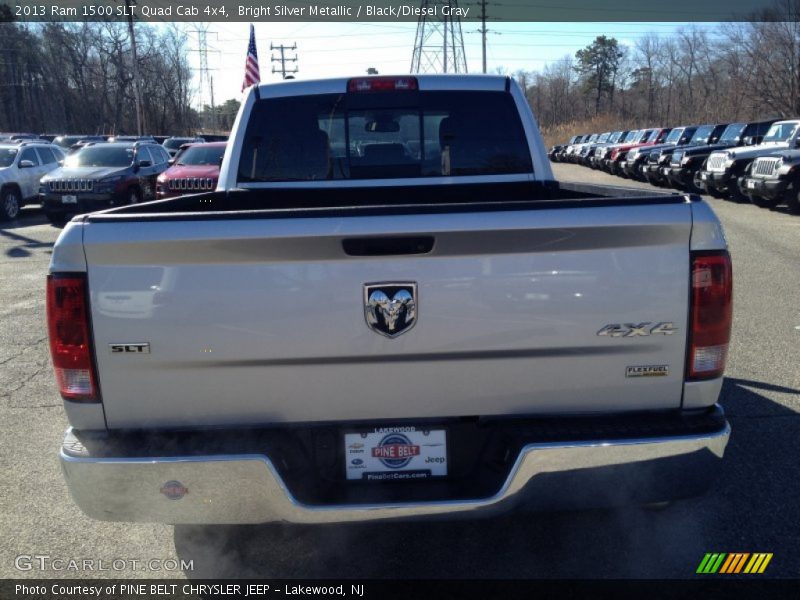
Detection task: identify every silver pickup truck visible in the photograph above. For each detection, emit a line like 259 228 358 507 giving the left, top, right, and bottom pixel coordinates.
49 75 732 524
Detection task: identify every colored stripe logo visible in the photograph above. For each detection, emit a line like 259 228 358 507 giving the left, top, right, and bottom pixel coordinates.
697 553 773 574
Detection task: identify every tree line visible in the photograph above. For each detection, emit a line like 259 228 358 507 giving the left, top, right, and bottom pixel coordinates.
0 18 216 135
518 1 800 145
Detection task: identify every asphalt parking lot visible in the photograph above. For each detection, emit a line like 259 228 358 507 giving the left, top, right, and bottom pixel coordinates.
0 165 798 579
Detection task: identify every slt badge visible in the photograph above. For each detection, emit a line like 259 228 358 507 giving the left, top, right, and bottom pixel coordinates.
364 283 417 338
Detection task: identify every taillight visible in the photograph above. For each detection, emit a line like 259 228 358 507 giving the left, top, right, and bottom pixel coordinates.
347 77 418 92
46 273 99 402
686 251 733 380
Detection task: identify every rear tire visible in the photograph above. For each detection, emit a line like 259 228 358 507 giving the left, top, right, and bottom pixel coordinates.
0 187 21 221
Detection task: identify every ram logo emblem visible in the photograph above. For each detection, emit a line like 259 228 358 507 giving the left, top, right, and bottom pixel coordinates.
364 283 417 338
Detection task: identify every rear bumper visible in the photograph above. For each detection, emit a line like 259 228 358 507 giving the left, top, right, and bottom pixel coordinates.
60 407 731 524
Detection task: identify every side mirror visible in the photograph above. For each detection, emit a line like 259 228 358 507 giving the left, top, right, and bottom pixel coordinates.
168 158 175 166
742 136 754 146
18 160 35 168
138 160 152 168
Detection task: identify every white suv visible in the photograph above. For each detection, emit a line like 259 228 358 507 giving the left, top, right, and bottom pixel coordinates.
0 142 65 220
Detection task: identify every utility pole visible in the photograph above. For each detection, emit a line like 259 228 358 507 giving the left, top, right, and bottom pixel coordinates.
210 76 217 132
271 43 298 79
124 0 142 135
479 0 487 74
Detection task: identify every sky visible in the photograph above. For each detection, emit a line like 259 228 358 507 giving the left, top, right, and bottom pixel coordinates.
183 21 723 108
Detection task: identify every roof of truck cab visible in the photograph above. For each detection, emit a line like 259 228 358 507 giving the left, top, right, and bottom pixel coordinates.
255 74 509 98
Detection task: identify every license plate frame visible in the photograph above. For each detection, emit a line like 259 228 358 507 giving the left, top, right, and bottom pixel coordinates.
61 195 77 204
344 426 448 482
746 180 756 189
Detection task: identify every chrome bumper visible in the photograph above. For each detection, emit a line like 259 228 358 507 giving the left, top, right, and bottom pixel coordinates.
61 417 730 524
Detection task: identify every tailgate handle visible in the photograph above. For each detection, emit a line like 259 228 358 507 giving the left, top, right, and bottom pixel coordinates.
342 236 434 256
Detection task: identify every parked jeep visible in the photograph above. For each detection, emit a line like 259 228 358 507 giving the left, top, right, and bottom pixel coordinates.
565 133 599 163
645 123 727 189
155 142 226 199
624 125 697 181
0 141 65 220
580 131 630 167
40 141 170 225
739 150 800 212
594 130 638 170
699 119 799 200
669 120 777 194
549 135 584 162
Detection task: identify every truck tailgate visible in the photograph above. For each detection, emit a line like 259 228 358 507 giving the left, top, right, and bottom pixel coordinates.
84 204 692 429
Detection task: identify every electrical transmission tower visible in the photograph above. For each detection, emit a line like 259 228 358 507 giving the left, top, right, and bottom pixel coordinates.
410 0 468 74
188 24 219 131
271 43 298 79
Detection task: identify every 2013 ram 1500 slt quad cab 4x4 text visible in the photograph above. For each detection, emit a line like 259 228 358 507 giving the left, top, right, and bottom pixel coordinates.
49 75 732 524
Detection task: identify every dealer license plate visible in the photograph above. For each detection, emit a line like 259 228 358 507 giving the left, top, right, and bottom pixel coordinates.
747 180 756 189
700 172 708 181
61 195 77 204
344 427 447 481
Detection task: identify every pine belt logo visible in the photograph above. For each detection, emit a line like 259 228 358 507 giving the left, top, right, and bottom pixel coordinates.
371 433 421 469
696 552 773 574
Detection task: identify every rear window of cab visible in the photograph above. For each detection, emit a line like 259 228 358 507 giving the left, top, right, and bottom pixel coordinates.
238 91 533 182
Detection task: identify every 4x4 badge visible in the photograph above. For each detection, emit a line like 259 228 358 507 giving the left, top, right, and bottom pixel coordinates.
364 283 417 338
597 322 677 337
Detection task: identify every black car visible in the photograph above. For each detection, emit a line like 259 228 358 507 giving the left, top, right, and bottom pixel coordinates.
40 141 170 225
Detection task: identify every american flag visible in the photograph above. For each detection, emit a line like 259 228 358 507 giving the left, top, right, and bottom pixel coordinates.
241 24 260 91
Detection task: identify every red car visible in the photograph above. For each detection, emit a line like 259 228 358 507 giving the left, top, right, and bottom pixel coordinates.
156 142 226 198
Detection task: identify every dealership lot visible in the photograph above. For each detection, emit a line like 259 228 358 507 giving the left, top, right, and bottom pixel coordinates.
0 163 798 579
